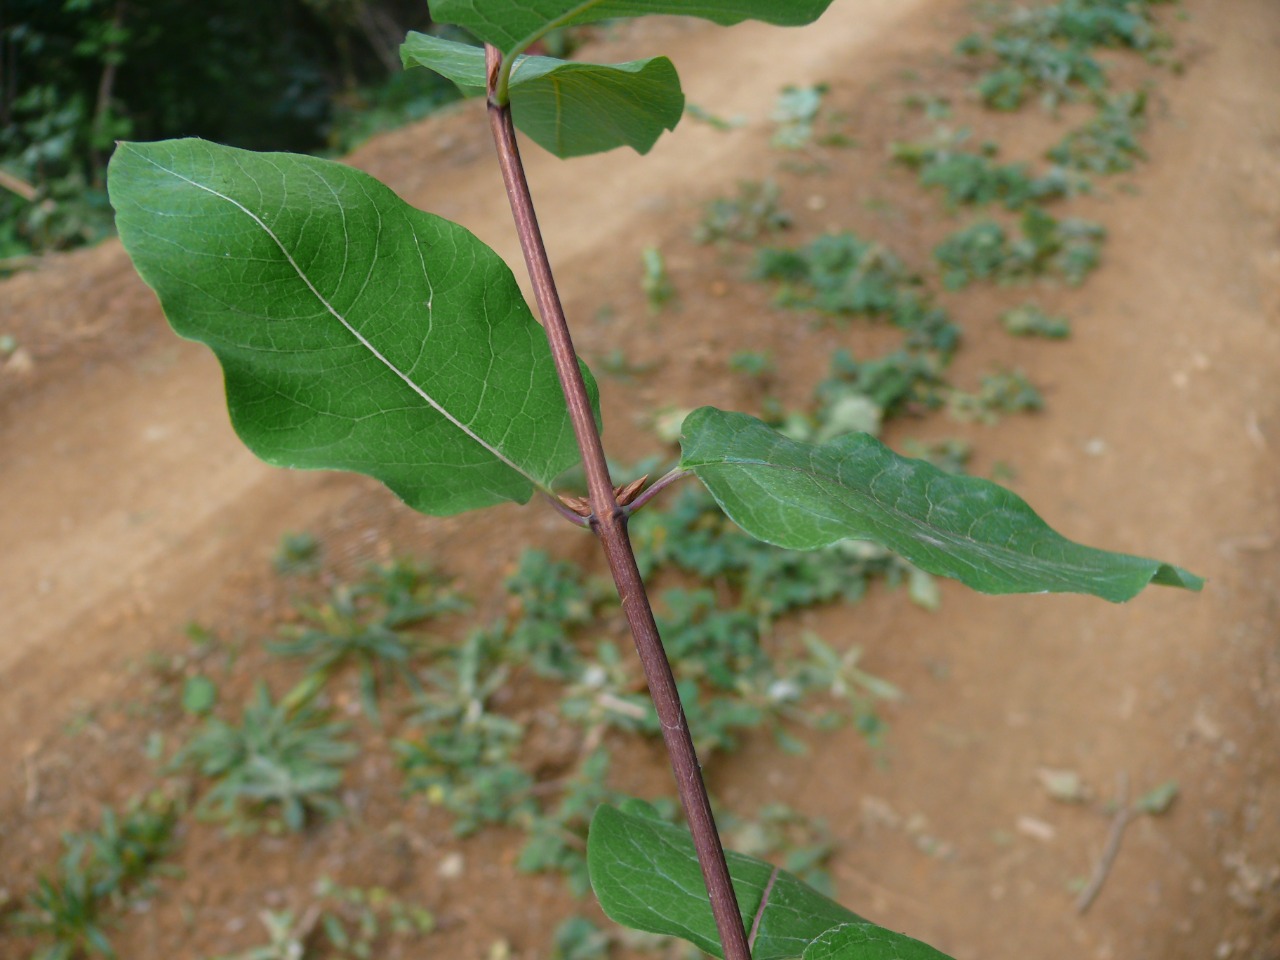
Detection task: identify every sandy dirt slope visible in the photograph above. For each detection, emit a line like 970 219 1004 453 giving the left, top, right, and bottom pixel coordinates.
1 0 1277 957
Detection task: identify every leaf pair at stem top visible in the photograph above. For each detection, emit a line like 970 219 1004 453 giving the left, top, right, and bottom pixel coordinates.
404 1 837 157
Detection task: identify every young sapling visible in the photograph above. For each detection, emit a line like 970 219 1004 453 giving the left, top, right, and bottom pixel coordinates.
107 4 1200 957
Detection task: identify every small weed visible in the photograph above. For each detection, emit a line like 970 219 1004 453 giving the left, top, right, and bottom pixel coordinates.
73 796 180 902
212 909 307 960
792 631 904 717
272 532 321 575
630 497 908 750
771 83 829 149
660 476 908 586
314 877 436 958
63 705 100 739
632 487 900 625
10 795 179 960
958 33 1106 111
934 208 1105 289
652 588 872 754
957 0 1168 111
359 558 467 628
516 747 622 895
1048 89 1148 174
693 180 792 245
902 92 953 120
395 629 534 835
753 233 959 354
949 370 1045 423
596 347 659 380
270 560 463 722
892 129 1085 210
728 350 775 380
641 247 676 313
1001 303 1072 338
174 681 356 832
560 642 655 742
184 621 219 648
552 480 914 758
754 233 905 314
182 675 219 716
559 640 652 735
684 103 747 131
551 916 616 960
505 550 603 679
934 220 1010 288
1013 0 1168 52
861 196 897 216
11 867 114 960
658 588 769 690
811 347 946 430
1134 780 1179 815
552 917 698 960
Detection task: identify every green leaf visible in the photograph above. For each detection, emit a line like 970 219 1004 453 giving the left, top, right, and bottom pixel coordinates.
402 34 683 157
507 54 683 157
678 408 1202 602
108 139 594 516
398 33 489 97
803 923 955 960
181 675 218 716
588 804 863 960
1134 780 1179 815
429 1 839 54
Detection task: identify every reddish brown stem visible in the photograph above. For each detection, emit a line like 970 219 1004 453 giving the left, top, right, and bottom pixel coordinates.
483 44 751 960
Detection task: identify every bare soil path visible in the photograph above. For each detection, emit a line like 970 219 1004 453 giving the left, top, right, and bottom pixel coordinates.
1 1 1277 957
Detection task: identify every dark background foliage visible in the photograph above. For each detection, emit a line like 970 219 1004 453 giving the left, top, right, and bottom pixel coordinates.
0 0 458 259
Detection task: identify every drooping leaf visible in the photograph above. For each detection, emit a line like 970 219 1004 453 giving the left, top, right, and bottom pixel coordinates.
803 923 955 960
506 54 683 157
402 33 683 157
429 1 839 54
411 2 836 157
108 139 594 516
679 408 1202 602
588 803 863 960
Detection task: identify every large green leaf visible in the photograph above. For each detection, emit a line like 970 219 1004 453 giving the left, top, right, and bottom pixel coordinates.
588 803 864 960
679 408 1202 602
803 923 954 960
108 139 594 516
402 33 683 156
430 1 839 54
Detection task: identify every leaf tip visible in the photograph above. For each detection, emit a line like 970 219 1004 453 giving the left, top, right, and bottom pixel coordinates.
1153 563 1204 593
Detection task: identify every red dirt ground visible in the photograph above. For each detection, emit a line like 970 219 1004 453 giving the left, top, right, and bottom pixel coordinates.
1 1 1277 958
